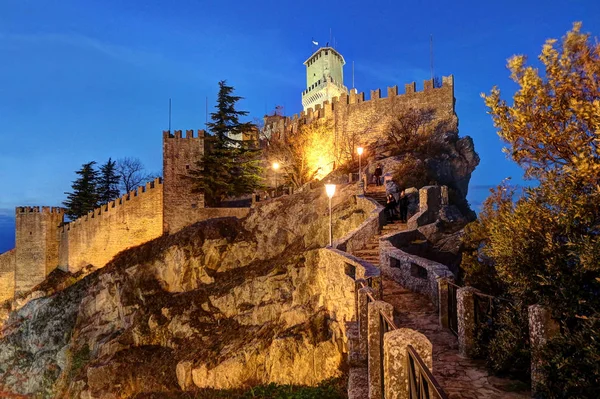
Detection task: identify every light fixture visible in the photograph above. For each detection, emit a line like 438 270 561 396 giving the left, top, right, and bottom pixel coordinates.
272 162 280 193
325 184 336 247
357 147 364 183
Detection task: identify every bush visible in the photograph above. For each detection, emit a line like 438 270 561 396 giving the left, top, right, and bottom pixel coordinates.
391 154 434 191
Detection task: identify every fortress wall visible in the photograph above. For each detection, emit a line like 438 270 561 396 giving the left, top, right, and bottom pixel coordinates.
265 76 457 161
0 249 16 303
15 207 64 294
59 178 163 273
163 130 207 234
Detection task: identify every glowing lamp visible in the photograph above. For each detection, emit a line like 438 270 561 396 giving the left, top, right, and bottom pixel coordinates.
357 147 364 156
325 184 336 198
272 162 280 170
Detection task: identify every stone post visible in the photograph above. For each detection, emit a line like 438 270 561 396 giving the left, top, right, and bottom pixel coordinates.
457 286 478 357
358 286 375 361
383 328 432 399
357 180 365 196
368 300 394 399
437 277 452 329
370 275 383 300
348 172 353 183
529 305 560 396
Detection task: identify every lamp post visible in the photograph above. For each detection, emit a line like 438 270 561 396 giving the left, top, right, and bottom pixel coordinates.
357 147 364 183
325 184 336 247
272 162 280 195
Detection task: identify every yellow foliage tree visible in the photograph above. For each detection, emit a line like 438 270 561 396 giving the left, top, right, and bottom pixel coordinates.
264 119 335 188
462 23 600 394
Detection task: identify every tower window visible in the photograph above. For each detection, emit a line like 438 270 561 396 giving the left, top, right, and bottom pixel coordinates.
325 51 328 55
186 164 190 170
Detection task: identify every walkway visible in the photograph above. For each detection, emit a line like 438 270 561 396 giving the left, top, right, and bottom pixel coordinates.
348 184 529 399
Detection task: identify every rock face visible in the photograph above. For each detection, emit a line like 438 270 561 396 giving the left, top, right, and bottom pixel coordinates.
0 184 371 398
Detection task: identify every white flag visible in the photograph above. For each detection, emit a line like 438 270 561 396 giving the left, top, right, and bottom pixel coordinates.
312 40 319 46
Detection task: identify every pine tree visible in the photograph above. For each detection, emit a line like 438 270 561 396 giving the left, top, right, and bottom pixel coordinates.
191 80 263 206
63 161 99 220
97 158 121 204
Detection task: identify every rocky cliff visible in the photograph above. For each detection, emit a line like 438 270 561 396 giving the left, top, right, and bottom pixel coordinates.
0 184 372 398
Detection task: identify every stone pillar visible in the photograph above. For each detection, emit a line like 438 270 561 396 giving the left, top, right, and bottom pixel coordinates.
358 286 375 360
437 277 453 329
383 328 432 399
457 286 478 357
368 300 394 399
357 180 365 196
529 305 560 396
370 276 383 300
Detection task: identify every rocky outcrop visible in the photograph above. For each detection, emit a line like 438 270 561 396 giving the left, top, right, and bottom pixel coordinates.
0 184 372 398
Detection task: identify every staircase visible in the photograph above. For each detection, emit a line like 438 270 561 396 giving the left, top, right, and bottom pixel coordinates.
350 184 406 267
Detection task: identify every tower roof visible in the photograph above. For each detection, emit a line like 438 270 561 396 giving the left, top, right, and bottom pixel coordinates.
303 47 346 66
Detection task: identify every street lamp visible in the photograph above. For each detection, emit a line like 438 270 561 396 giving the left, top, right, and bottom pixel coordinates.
357 147 364 183
272 162 280 193
325 183 336 247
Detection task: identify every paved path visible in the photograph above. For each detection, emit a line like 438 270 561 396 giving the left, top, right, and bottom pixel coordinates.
347 184 530 398
382 270 530 398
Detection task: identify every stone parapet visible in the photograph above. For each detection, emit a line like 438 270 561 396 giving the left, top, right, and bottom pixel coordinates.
368 300 394 399
383 328 433 399
334 194 384 254
457 286 479 357
379 237 453 309
529 304 560 395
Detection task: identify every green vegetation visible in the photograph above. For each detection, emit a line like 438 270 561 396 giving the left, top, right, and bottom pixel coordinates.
133 376 347 399
190 80 263 206
97 157 120 204
461 23 600 396
63 161 100 219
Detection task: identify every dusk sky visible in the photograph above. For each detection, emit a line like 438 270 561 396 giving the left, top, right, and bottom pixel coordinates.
1 0 599 253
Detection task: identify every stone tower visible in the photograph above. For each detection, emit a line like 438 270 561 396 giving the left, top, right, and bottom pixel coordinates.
14 206 64 294
162 129 206 234
302 47 348 111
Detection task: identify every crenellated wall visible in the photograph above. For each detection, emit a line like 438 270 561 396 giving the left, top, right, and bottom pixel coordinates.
15 207 64 294
59 178 164 273
0 249 16 303
264 76 456 158
163 129 206 234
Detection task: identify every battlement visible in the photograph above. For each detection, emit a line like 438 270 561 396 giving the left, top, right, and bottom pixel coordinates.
163 129 206 139
268 75 454 130
61 177 163 232
16 206 64 215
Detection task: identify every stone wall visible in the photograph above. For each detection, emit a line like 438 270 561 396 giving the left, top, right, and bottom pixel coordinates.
59 179 163 273
163 130 206 234
15 207 64 294
264 76 456 162
334 194 384 253
0 249 16 303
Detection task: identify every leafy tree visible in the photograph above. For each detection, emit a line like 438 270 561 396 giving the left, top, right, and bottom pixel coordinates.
191 80 263 206
115 157 154 194
97 158 120 204
63 161 99 219
263 119 334 188
462 23 600 394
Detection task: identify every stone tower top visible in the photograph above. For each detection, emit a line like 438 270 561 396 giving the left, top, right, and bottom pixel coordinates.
302 47 349 111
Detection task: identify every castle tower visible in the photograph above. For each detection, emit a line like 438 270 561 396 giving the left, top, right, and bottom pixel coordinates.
162 129 206 234
14 206 64 294
302 47 348 111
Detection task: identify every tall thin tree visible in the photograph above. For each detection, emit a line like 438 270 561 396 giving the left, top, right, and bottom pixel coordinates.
63 161 99 219
97 158 121 204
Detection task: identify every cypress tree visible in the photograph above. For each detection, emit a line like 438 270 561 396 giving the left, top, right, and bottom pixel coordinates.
63 161 99 220
97 158 121 204
191 80 263 206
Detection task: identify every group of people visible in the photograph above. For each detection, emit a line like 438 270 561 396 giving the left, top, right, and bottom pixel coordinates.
385 191 409 223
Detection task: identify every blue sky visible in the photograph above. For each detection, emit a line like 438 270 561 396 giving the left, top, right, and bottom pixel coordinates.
1 0 599 252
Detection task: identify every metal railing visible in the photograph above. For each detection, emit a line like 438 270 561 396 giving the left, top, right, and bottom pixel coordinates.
358 280 447 399
447 281 460 336
407 345 449 399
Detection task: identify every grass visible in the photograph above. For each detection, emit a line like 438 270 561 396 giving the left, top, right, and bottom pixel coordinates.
132 376 347 399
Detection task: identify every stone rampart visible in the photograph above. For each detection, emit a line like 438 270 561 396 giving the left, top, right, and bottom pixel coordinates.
59 178 164 273
15 207 64 294
0 249 16 303
264 76 456 157
334 194 385 253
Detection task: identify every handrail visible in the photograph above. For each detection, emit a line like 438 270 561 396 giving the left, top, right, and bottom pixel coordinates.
358 280 399 331
407 345 449 399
